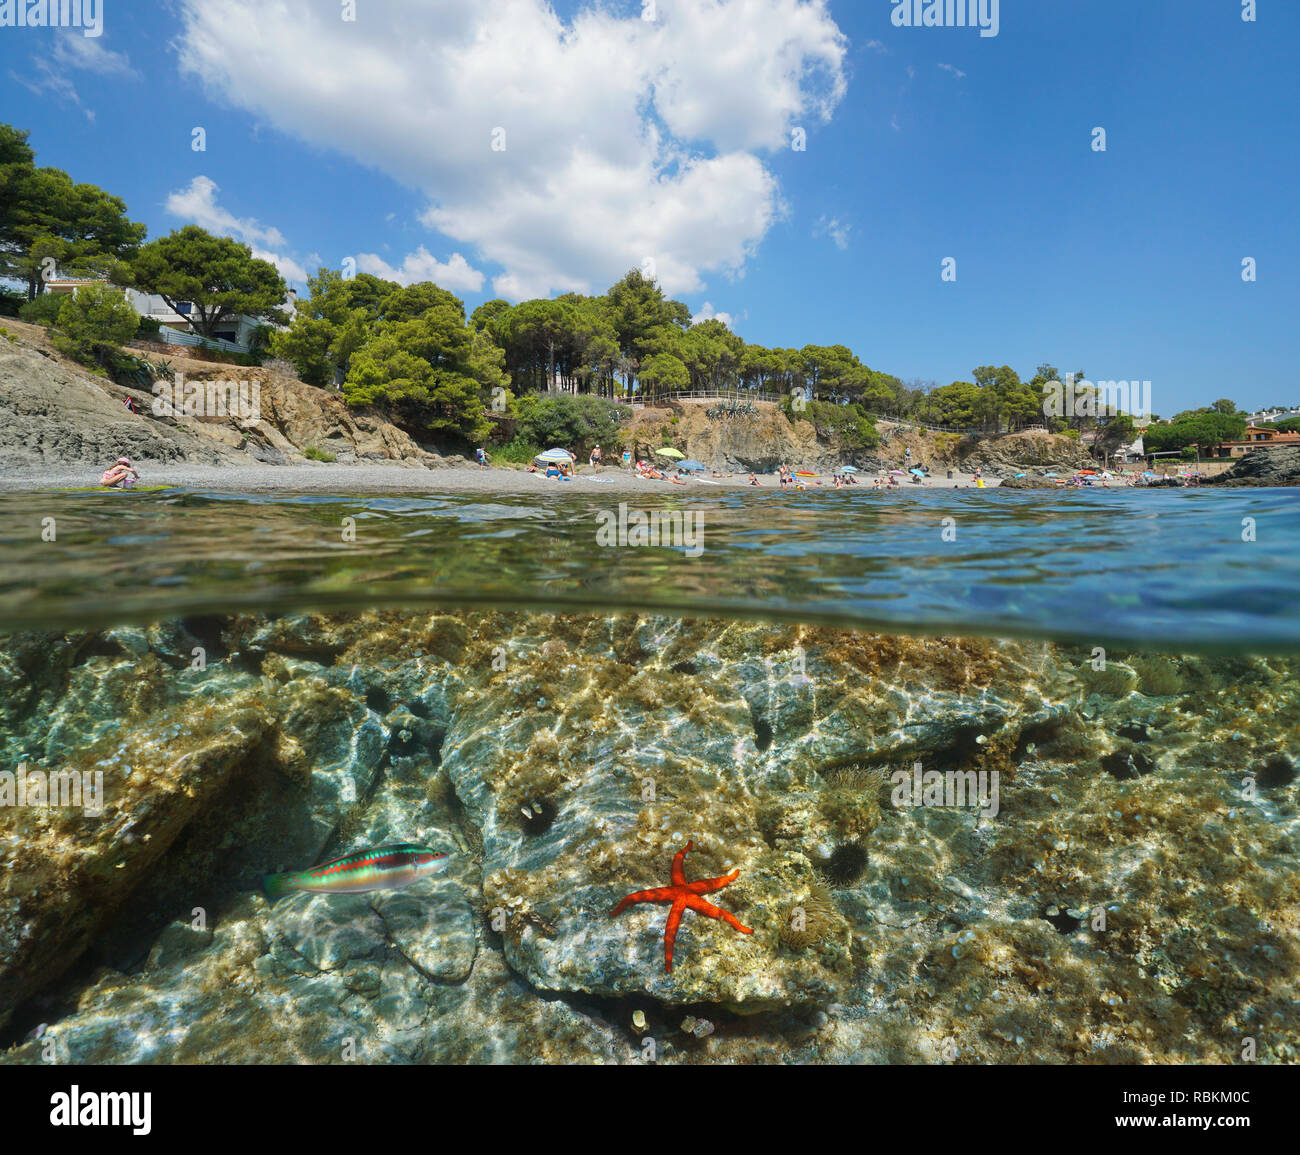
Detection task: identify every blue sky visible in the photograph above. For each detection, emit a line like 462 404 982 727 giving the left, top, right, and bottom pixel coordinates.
1 0 1295 413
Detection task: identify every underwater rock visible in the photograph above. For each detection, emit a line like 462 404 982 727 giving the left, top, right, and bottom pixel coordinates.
3 613 1300 1063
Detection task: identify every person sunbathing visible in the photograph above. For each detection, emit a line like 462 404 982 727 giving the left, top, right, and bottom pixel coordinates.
100 457 138 489
748 473 759 486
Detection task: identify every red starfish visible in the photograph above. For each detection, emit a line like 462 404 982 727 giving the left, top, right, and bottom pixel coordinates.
609 840 753 973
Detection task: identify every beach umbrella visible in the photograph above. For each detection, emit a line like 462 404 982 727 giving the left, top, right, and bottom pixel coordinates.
655 447 684 459
1043 471 1057 477
677 459 707 472
838 466 859 474
889 469 906 476
536 448 574 463
909 467 925 476
1141 471 1157 478
1078 469 1097 476
1014 473 1027 478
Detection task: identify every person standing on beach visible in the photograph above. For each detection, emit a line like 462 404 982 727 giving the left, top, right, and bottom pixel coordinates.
590 445 602 468
622 449 631 469
476 447 490 469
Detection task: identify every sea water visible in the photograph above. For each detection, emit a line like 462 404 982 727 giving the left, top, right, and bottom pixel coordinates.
0 486 1297 1063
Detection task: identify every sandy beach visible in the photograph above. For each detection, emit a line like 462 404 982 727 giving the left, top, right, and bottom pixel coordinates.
0 462 1004 495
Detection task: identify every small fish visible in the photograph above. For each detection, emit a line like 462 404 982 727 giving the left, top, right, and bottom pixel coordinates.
262 843 449 901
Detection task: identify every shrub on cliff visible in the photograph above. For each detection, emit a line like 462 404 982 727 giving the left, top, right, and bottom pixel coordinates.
17 293 65 327
786 398 880 450
49 283 140 370
508 394 628 453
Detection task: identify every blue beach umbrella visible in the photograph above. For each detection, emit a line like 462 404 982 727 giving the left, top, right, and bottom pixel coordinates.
1014 473 1027 478
838 466 859 474
909 467 924 476
677 459 708 472
536 448 574 463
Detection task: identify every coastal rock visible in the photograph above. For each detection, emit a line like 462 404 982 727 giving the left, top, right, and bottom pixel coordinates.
957 430 1093 477
1205 445 1300 488
0 320 436 469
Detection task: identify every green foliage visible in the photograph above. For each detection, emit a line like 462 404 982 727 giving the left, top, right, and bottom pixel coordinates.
1273 418 1300 434
273 269 401 385
120 225 287 339
794 399 880 450
706 399 758 419
302 446 337 462
637 351 689 393
136 315 162 336
0 121 146 299
18 292 65 326
507 394 628 452
0 287 24 317
343 289 503 442
495 436 546 464
47 283 140 369
1094 413 1137 453
106 353 156 389
1144 409 1246 453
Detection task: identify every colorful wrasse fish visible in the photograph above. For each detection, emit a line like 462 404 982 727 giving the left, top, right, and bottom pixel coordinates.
262 843 449 901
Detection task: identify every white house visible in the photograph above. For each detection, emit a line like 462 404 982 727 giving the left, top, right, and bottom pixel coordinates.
42 276 295 353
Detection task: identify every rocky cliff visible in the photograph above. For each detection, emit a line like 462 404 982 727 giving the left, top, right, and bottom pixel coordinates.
622 400 1094 477
1204 445 1300 488
0 319 437 469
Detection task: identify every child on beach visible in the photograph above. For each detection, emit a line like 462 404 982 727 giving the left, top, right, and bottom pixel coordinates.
100 457 138 489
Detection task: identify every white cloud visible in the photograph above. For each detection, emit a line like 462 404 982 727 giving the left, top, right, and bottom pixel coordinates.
51 34 138 78
864 39 887 53
691 301 735 328
356 248 485 294
175 0 847 300
166 176 287 249
164 176 309 284
10 30 138 118
814 215 851 250
938 62 967 79
253 249 309 284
